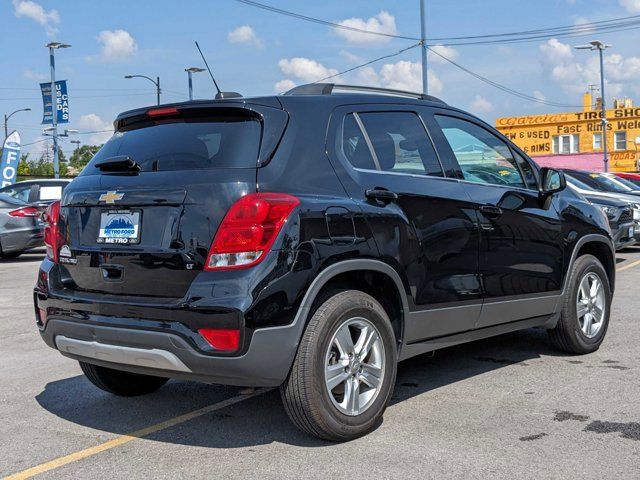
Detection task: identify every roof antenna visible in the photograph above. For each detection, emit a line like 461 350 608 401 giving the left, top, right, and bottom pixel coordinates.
195 41 242 99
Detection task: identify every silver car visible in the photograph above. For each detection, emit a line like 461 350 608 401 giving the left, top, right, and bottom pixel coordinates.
0 194 44 259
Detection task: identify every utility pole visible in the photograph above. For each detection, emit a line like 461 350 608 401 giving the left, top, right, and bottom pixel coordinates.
4 108 31 140
71 139 80 161
185 67 205 101
46 42 71 179
124 75 161 105
575 41 611 172
420 0 428 95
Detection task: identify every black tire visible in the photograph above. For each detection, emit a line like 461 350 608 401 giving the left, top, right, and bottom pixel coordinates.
548 254 612 354
280 290 397 441
79 361 168 396
0 251 22 259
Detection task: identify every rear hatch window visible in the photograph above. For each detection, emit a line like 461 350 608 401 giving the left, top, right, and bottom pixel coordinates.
81 111 262 175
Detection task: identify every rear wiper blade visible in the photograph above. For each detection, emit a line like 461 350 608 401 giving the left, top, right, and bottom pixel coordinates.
94 155 141 172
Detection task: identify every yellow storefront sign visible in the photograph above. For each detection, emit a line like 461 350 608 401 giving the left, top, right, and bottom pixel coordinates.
495 93 640 171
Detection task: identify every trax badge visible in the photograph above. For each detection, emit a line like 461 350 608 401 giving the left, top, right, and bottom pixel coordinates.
99 191 124 204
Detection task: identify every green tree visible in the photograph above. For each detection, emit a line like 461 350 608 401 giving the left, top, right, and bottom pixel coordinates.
70 144 102 171
17 153 30 176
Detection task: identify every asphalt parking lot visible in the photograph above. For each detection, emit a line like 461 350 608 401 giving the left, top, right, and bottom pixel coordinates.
1 249 639 479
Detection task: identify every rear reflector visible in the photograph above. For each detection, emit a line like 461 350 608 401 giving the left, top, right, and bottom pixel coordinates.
147 107 179 117
9 206 40 217
43 201 62 263
198 328 241 352
205 193 299 270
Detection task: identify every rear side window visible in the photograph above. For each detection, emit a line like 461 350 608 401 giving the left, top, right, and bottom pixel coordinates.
435 115 526 189
341 111 443 177
342 114 377 170
82 115 261 175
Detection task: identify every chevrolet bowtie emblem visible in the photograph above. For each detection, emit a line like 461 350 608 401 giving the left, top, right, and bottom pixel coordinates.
99 191 124 204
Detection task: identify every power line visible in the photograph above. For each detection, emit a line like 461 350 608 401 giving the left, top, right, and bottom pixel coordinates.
312 43 422 83
426 46 582 109
233 0 640 46
233 0 420 41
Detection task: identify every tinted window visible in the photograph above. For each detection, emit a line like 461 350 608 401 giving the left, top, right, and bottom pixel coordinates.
358 112 443 177
435 115 525 188
0 193 27 207
82 115 261 175
342 114 377 170
0 184 31 202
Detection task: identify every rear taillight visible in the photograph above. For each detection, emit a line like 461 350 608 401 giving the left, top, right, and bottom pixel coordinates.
9 206 40 217
43 201 62 263
205 193 299 270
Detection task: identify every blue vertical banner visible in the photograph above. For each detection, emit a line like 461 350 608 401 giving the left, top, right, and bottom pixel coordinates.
40 80 69 124
1 131 21 188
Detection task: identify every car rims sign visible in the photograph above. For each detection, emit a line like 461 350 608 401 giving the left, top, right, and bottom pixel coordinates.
1 131 21 187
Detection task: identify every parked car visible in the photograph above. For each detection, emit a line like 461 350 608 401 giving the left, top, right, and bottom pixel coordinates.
34 83 616 441
0 179 71 213
614 171 640 188
0 193 44 258
568 188 636 250
564 173 640 243
563 169 640 197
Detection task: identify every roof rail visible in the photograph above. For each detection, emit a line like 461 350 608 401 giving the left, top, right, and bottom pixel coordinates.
284 83 446 104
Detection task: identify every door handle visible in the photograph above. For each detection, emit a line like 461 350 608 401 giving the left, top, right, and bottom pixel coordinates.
479 205 503 218
365 189 398 203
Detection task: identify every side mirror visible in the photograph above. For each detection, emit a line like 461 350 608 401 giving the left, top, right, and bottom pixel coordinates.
540 167 566 195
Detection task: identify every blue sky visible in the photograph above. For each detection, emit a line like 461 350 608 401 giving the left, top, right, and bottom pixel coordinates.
3 0 640 156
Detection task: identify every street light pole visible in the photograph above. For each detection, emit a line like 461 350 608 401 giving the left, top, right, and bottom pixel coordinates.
3 108 31 140
124 75 161 105
45 42 71 179
420 0 428 95
185 67 205 101
4 108 32 140
575 40 611 172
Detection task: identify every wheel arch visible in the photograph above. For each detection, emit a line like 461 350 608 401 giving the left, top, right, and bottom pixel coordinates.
563 234 616 294
293 259 410 351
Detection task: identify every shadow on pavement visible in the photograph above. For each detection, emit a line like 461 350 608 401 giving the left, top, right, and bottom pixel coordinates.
35 328 564 448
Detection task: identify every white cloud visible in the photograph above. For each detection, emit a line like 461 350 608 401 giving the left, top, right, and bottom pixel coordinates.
12 0 59 36
356 60 443 95
274 79 296 93
620 0 640 13
278 57 338 82
227 25 263 48
429 44 459 64
539 37 639 98
533 90 546 102
333 11 397 44
77 114 113 145
470 95 494 115
23 69 48 81
573 17 596 34
97 30 137 62
339 50 364 65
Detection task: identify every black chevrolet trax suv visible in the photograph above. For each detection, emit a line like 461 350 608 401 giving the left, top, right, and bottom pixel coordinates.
35 83 615 441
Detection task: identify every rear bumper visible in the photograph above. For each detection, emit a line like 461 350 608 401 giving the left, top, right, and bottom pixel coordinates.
0 227 43 253
39 318 300 387
34 255 311 387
